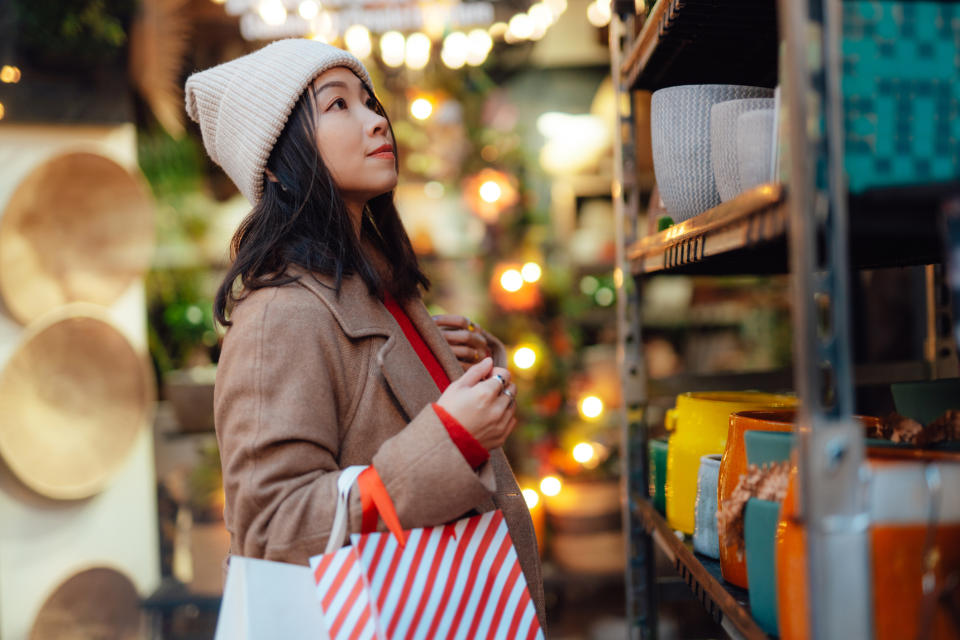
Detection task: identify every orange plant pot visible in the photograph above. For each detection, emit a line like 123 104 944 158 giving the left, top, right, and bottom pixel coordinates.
777 450 960 640
718 410 796 588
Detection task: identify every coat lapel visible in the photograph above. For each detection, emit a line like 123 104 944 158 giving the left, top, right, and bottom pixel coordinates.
290 267 456 421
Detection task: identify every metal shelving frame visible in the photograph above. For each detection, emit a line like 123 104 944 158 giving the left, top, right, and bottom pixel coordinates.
611 0 880 636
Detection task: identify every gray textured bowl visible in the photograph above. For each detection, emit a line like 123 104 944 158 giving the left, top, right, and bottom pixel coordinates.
736 109 776 193
711 98 774 201
651 85 774 220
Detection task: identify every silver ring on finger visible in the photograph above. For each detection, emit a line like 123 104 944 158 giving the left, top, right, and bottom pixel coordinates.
492 373 507 390
502 387 515 400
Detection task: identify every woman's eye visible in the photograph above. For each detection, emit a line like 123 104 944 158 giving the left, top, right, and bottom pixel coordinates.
366 97 379 111
329 98 347 110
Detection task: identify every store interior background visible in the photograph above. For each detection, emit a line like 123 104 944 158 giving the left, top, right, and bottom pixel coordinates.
0 0 927 638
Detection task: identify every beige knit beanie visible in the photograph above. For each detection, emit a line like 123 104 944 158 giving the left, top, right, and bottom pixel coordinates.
184 39 372 204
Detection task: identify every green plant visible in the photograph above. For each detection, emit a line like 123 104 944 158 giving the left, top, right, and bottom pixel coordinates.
147 267 220 376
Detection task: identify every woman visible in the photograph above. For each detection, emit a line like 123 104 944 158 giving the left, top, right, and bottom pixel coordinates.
184 38 545 628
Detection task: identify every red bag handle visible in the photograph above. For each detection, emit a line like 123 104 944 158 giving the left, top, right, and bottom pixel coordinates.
357 466 407 547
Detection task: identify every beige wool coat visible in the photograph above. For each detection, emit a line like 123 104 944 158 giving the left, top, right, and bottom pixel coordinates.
214 265 546 629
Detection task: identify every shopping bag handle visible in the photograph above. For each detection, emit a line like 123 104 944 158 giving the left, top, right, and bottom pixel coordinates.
358 466 407 547
324 465 407 555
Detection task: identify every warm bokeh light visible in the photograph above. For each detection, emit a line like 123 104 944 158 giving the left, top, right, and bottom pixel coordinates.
572 442 596 464
405 32 431 70
344 24 372 59
546 0 568 16
258 0 287 26
587 0 611 27
500 269 524 292
529 2 554 27
522 488 540 509
0 102 5 121
410 98 433 120
441 32 468 69
479 180 502 203
466 29 493 66
380 31 406 67
540 476 562 497
508 14 534 40
488 22 509 39
513 346 537 370
0 66 21 84
297 0 319 20
521 262 542 283
580 395 604 419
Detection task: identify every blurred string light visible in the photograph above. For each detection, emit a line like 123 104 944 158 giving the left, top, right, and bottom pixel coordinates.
488 22 508 39
572 442 595 464
298 0 319 19
479 180 502 204
579 395 604 420
258 0 286 26
513 345 537 370
1 66 21 84
466 29 493 66
441 31 469 69
0 102 5 121
410 97 433 120
379 30 406 67
586 0 612 27
521 262 541 283
405 32 431 69
522 488 540 509
540 475 562 497
507 14 534 40
500 269 524 292
345 24 373 58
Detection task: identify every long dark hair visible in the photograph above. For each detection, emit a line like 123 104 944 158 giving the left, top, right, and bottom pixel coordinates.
214 78 429 327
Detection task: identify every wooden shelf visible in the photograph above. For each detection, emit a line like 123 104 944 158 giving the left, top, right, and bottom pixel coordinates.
622 0 778 91
634 498 769 640
629 184 787 275
628 182 956 276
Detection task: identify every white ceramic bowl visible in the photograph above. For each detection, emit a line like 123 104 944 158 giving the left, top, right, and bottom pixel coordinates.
711 98 775 201
736 108 776 194
651 85 774 220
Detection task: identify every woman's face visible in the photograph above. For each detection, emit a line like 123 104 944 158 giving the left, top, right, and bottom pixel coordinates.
310 67 397 212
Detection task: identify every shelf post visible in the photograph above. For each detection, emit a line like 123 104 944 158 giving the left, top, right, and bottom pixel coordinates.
611 8 657 639
779 0 873 637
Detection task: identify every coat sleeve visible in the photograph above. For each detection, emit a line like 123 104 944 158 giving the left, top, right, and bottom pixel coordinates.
214 285 496 566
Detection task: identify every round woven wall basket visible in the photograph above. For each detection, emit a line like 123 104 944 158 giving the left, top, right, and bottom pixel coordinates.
0 151 155 325
0 304 154 499
29 566 141 640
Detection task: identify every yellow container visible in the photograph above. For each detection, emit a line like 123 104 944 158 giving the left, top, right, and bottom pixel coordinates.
665 391 797 534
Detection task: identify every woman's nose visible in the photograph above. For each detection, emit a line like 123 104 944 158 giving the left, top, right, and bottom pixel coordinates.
366 110 388 136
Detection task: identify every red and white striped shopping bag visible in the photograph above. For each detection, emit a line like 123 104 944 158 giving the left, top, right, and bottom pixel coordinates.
309 466 543 640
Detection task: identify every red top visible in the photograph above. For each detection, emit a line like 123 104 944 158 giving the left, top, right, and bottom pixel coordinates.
382 292 490 469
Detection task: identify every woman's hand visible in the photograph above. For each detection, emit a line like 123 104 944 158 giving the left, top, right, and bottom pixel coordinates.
433 314 493 371
436 358 517 451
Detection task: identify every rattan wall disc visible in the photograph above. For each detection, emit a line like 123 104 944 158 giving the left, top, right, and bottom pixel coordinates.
0 151 155 325
29 567 140 640
0 305 154 499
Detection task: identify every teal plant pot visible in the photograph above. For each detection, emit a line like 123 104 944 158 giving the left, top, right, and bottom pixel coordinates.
890 378 960 426
744 498 781 636
649 438 669 515
744 429 794 467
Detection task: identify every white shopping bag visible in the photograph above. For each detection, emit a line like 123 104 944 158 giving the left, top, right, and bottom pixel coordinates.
214 554 329 640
